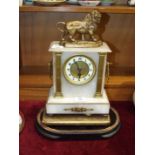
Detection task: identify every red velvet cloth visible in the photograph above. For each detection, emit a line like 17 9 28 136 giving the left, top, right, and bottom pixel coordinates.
19 101 135 155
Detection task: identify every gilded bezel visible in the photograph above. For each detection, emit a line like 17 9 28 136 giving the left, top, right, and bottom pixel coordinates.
63 55 96 85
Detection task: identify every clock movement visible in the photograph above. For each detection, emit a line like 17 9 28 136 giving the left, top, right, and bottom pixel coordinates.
36 10 120 139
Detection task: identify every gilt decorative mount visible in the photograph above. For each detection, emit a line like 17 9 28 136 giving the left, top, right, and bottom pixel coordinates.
56 10 103 48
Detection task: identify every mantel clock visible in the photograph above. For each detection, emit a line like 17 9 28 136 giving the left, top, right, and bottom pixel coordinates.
36 10 120 139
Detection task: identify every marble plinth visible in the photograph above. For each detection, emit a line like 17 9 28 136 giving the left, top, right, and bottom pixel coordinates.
46 88 110 115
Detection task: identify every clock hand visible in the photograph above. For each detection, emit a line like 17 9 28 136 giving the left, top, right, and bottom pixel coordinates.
75 62 81 72
78 68 82 80
75 62 82 80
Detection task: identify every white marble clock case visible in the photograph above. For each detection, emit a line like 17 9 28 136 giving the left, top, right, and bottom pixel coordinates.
46 41 112 115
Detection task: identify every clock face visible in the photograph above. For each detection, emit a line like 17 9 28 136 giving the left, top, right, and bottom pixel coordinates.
64 55 96 85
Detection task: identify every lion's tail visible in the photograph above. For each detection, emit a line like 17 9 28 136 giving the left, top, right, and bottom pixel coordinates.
56 22 66 33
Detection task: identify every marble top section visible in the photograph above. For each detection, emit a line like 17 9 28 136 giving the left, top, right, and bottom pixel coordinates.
48 41 112 53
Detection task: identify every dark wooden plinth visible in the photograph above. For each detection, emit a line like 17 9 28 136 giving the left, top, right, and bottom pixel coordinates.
36 107 121 139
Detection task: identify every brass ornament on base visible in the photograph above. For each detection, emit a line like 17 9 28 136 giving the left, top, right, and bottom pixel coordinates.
36 10 121 139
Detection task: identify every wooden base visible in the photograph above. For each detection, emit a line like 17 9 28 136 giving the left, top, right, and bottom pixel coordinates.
35 107 120 139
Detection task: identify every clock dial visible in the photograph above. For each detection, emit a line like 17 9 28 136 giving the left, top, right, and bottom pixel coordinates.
64 55 96 85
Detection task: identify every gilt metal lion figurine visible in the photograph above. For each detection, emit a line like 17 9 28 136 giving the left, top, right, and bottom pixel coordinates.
57 10 102 46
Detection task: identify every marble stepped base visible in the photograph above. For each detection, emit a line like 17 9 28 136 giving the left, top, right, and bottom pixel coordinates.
46 89 110 114
35 107 120 139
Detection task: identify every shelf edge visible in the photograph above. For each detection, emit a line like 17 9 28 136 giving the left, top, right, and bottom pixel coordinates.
19 5 135 14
